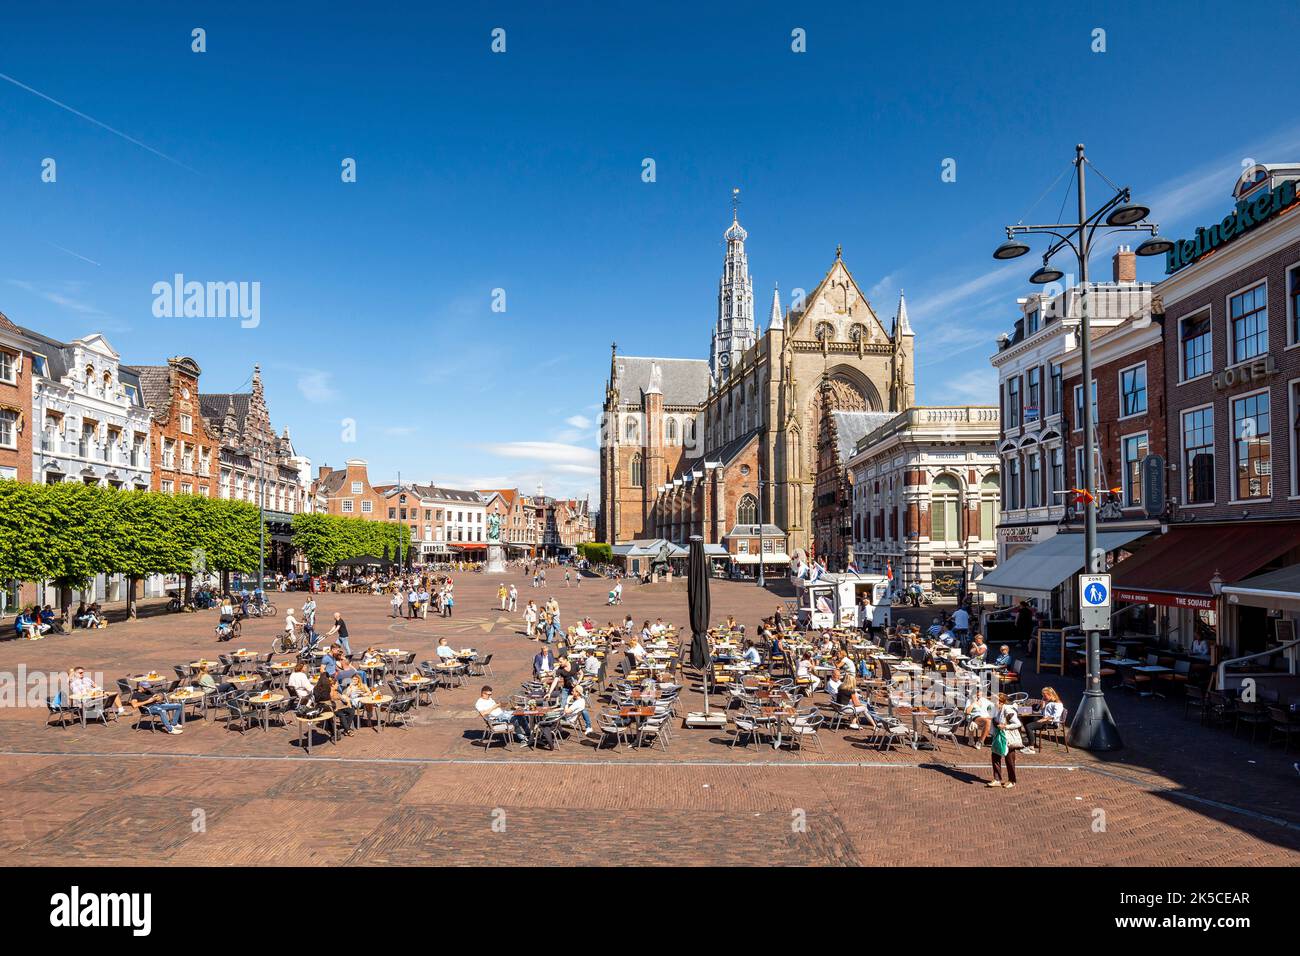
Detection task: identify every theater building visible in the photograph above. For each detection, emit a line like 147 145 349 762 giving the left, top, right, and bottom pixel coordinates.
1112 163 1300 666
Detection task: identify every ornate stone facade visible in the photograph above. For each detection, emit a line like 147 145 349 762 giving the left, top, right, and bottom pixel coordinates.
599 209 914 554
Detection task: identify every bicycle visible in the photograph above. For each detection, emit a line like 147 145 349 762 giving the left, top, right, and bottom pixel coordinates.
271 626 307 655
214 618 241 642
245 598 278 618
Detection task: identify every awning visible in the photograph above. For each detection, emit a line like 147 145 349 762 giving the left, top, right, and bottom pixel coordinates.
980 529 1150 599
732 552 792 565
1220 563 1300 613
1112 522 1298 604
449 542 487 551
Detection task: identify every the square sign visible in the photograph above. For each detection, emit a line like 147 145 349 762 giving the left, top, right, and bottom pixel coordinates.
1079 573 1112 632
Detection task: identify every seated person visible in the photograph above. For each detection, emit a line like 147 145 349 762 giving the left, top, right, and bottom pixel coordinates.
435 638 458 661
73 601 88 629
475 685 531 745
795 652 821 693
968 634 988 662
993 645 1013 669
287 663 315 702
69 666 96 698
129 685 184 735
40 606 63 634
964 692 995 748
1190 636 1211 658
563 683 596 735
927 617 944 639
741 641 762 665
192 664 218 693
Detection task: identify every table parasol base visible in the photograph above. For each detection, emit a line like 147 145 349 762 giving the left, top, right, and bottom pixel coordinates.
684 711 728 729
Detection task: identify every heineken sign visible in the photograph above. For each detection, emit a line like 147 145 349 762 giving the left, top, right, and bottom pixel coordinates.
1165 178 1298 274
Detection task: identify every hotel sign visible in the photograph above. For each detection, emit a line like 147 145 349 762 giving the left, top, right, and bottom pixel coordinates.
1212 354 1278 391
1164 178 1298 274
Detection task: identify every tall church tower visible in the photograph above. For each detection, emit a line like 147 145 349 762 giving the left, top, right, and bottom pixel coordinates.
710 189 756 386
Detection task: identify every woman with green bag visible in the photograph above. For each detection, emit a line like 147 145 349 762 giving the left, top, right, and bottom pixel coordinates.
987 692 1024 789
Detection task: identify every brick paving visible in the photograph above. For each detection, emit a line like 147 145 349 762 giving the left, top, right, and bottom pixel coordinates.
2 569 1297 865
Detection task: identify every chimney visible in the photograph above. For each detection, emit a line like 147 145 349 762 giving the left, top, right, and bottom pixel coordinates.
317 464 332 480
1113 245 1136 283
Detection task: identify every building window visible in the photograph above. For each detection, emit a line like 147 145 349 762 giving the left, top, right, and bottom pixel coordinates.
0 350 14 384
1026 367 1041 422
181 482 193 495
980 472 998 540
351 481 363 494
1026 308 1040 335
1229 283 1268 363
0 409 16 448
1290 265 1300 346
737 494 758 526
342 499 354 513
1007 377 1021 429
1292 382 1300 496
1005 457 1021 510
931 474 960 544
1232 391 1271 499
1049 365 1063 417
388 507 396 519
180 413 193 434
1120 364 1147 417
625 417 639 443
665 418 677 444
1049 446 1064 499
630 454 643 488
1073 381 1097 431
1182 406 1215 504
1075 446 1087 491
1022 452 1039 508
361 500 373 513
1181 312 1212 380
161 479 174 494
1121 433 1148 507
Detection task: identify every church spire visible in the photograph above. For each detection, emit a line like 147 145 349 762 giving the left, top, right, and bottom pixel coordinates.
769 283 783 331
711 188 756 385
894 290 914 337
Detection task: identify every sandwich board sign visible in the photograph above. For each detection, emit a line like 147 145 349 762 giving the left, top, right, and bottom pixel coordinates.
1079 573 1112 632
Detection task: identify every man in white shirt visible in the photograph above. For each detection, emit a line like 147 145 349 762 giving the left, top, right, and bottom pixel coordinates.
825 669 843 699
475 686 530 745
742 642 762 665
952 605 971 647
435 638 458 661
69 667 96 698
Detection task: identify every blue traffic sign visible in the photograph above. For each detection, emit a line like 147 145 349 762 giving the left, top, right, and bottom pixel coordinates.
1083 582 1107 605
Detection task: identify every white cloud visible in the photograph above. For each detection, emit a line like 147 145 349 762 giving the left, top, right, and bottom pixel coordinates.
7 278 107 316
383 425 418 437
933 368 998 405
868 274 895 304
297 369 337 403
482 441 597 468
565 414 592 430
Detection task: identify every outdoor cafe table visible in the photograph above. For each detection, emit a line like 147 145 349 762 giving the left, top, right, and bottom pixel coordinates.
247 690 286 730
166 687 209 725
230 649 259 671
1133 664 1173 697
225 673 260 694
296 710 336 754
68 692 109 728
128 672 168 686
618 705 656 746
758 704 798 750
189 659 221 673
269 661 297 686
356 692 392 731
1105 657 1142 667
396 673 433 703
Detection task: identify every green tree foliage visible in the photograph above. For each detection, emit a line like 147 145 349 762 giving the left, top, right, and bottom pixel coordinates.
0 482 265 587
577 542 612 563
291 512 408 571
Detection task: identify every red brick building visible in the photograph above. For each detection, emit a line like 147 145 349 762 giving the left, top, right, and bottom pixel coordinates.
129 356 220 496
0 312 35 484
313 459 385 519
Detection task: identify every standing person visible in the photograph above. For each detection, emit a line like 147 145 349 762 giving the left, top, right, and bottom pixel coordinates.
539 567 547 588
498 583 509 611
419 585 430 618
508 584 518 612
302 595 317 644
987 692 1023 788
524 600 538 638
408 585 418 619
1014 600 1035 647
324 612 352 657
564 568 571 588
390 590 403 619
443 587 454 618
952 602 971 649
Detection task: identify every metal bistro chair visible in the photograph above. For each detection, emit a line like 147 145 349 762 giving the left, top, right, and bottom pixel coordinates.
480 713 514 750
46 697 76 729
1183 684 1209 723
383 694 417 729
1234 700 1272 743
1266 705 1300 751
786 710 825 753
1035 708 1070 752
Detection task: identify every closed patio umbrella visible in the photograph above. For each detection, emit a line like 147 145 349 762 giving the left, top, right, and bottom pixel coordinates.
688 535 712 717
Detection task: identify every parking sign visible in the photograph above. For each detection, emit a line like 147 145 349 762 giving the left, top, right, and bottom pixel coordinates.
1080 573 1111 631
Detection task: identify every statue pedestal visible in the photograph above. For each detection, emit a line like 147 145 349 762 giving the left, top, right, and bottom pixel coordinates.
485 543 507 574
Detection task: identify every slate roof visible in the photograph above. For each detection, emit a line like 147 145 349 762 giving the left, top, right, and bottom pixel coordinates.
200 392 251 427
614 355 710 407
125 365 174 420
706 426 761 467
831 411 895 464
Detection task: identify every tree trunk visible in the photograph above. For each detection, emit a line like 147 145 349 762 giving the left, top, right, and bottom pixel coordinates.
183 573 193 606
58 582 73 623
220 569 230 596
127 575 139 619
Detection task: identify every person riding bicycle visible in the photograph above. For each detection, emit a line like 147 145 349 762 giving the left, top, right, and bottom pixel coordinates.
908 582 924 607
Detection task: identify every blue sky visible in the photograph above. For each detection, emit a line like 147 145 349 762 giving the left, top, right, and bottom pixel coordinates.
2 1 1298 502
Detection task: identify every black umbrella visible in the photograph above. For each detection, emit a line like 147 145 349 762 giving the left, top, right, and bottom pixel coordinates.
688 535 712 714
382 543 391 564
405 540 414 570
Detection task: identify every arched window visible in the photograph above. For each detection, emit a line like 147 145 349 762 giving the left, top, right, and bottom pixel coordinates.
737 494 758 526
625 416 639 443
979 471 1000 542
84 364 95 382
665 417 677 444
630 454 643 488
931 473 961 544
815 322 834 343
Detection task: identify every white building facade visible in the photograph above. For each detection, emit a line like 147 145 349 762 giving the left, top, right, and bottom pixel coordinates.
847 405 1000 597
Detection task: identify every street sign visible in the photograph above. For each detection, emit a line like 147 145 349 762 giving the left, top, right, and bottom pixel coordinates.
1080 573 1112 632
1141 454 1166 519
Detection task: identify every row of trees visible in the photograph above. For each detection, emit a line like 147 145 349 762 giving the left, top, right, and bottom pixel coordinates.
290 512 410 571
577 542 613 564
0 481 263 614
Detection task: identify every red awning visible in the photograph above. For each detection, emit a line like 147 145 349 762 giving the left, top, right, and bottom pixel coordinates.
1112 522 1299 601
448 542 487 551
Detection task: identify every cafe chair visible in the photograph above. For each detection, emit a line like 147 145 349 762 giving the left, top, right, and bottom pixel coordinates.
920 708 963 752
1266 706 1300 751
594 713 634 750
172 665 190 682
786 711 825 753
224 699 259 735
46 697 76 729
1036 710 1070 751
1183 684 1209 723
479 713 514 750
1205 690 1237 728
383 695 416 729
638 713 670 752
1233 700 1271 743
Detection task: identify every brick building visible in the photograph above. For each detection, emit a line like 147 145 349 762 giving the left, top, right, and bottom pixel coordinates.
0 312 35 484
129 356 220 497
314 459 385 520
1110 162 1300 662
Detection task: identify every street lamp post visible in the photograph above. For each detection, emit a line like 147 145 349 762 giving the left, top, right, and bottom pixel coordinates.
993 143 1173 752
755 452 766 589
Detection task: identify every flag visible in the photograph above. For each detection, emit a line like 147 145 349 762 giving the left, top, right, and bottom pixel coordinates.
886 561 894 581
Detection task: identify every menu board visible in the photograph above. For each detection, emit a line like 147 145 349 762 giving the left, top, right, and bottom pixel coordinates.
1036 628 1066 673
